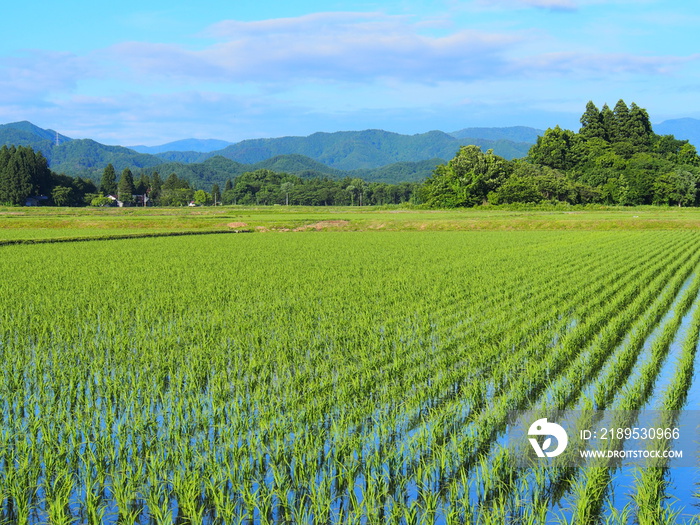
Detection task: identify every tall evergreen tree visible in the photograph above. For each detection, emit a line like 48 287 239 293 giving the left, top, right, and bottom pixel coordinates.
118 168 135 203
627 102 653 148
150 171 162 203
611 99 631 142
224 179 233 192
579 101 606 140
0 146 13 205
600 104 615 142
0 147 34 205
162 172 189 190
100 164 117 196
135 173 151 195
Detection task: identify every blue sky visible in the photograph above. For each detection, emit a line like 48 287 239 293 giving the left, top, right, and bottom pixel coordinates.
1 0 698 145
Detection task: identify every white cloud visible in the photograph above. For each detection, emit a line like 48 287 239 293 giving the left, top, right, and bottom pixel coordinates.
107 11 700 87
515 52 700 77
0 50 97 102
109 12 521 84
476 0 578 11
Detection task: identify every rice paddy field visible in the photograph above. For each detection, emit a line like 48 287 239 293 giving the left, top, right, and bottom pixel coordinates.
1 206 700 524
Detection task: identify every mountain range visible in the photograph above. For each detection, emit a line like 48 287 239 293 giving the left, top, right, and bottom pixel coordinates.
0 121 541 185
1 118 698 187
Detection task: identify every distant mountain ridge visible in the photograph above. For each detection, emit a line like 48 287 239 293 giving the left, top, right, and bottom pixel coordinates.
0 121 71 148
0 121 539 172
129 138 233 154
0 122 162 176
172 129 534 170
655 118 700 148
4 118 699 191
450 126 544 144
136 127 541 166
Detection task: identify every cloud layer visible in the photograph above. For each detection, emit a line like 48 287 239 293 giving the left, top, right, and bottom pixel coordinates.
104 12 696 85
477 0 578 11
1 8 698 144
111 13 519 84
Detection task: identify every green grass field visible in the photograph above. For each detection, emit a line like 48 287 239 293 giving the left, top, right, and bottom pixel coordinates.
3 205 700 243
1 206 699 524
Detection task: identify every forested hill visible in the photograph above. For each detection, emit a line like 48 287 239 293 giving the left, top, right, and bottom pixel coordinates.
153 155 445 188
0 122 534 181
0 122 162 176
421 100 700 207
0 121 71 154
153 129 534 168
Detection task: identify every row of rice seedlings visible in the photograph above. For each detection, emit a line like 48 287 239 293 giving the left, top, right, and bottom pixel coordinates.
486 231 678 398
0 234 556 520
328 232 645 426
631 283 700 524
430 232 696 516
459 236 700 521
0 231 696 522
562 266 700 524
288 231 664 512
367 233 678 514
538 258 700 519
227 232 604 454
537 236 700 412
404 251 688 520
410 234 688 520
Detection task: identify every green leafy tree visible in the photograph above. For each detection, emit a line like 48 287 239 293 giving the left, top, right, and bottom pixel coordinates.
677 143 700 167
346 184 356 205
51 186 74 206
653 169 698 206
490 176 542 204
350 178 366 205
211 184 221 205
490 161 599 205
193 189 211 205
160 188 194 206
221 189 236 205
90 195 113 207
422 146 511 207
528 126 580 171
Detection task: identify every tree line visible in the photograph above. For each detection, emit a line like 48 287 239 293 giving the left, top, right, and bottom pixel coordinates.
0 145 99 206
422 100 700 207
0 148 419 207
218 170 417 206
97 166 419 206
3 101 699 208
